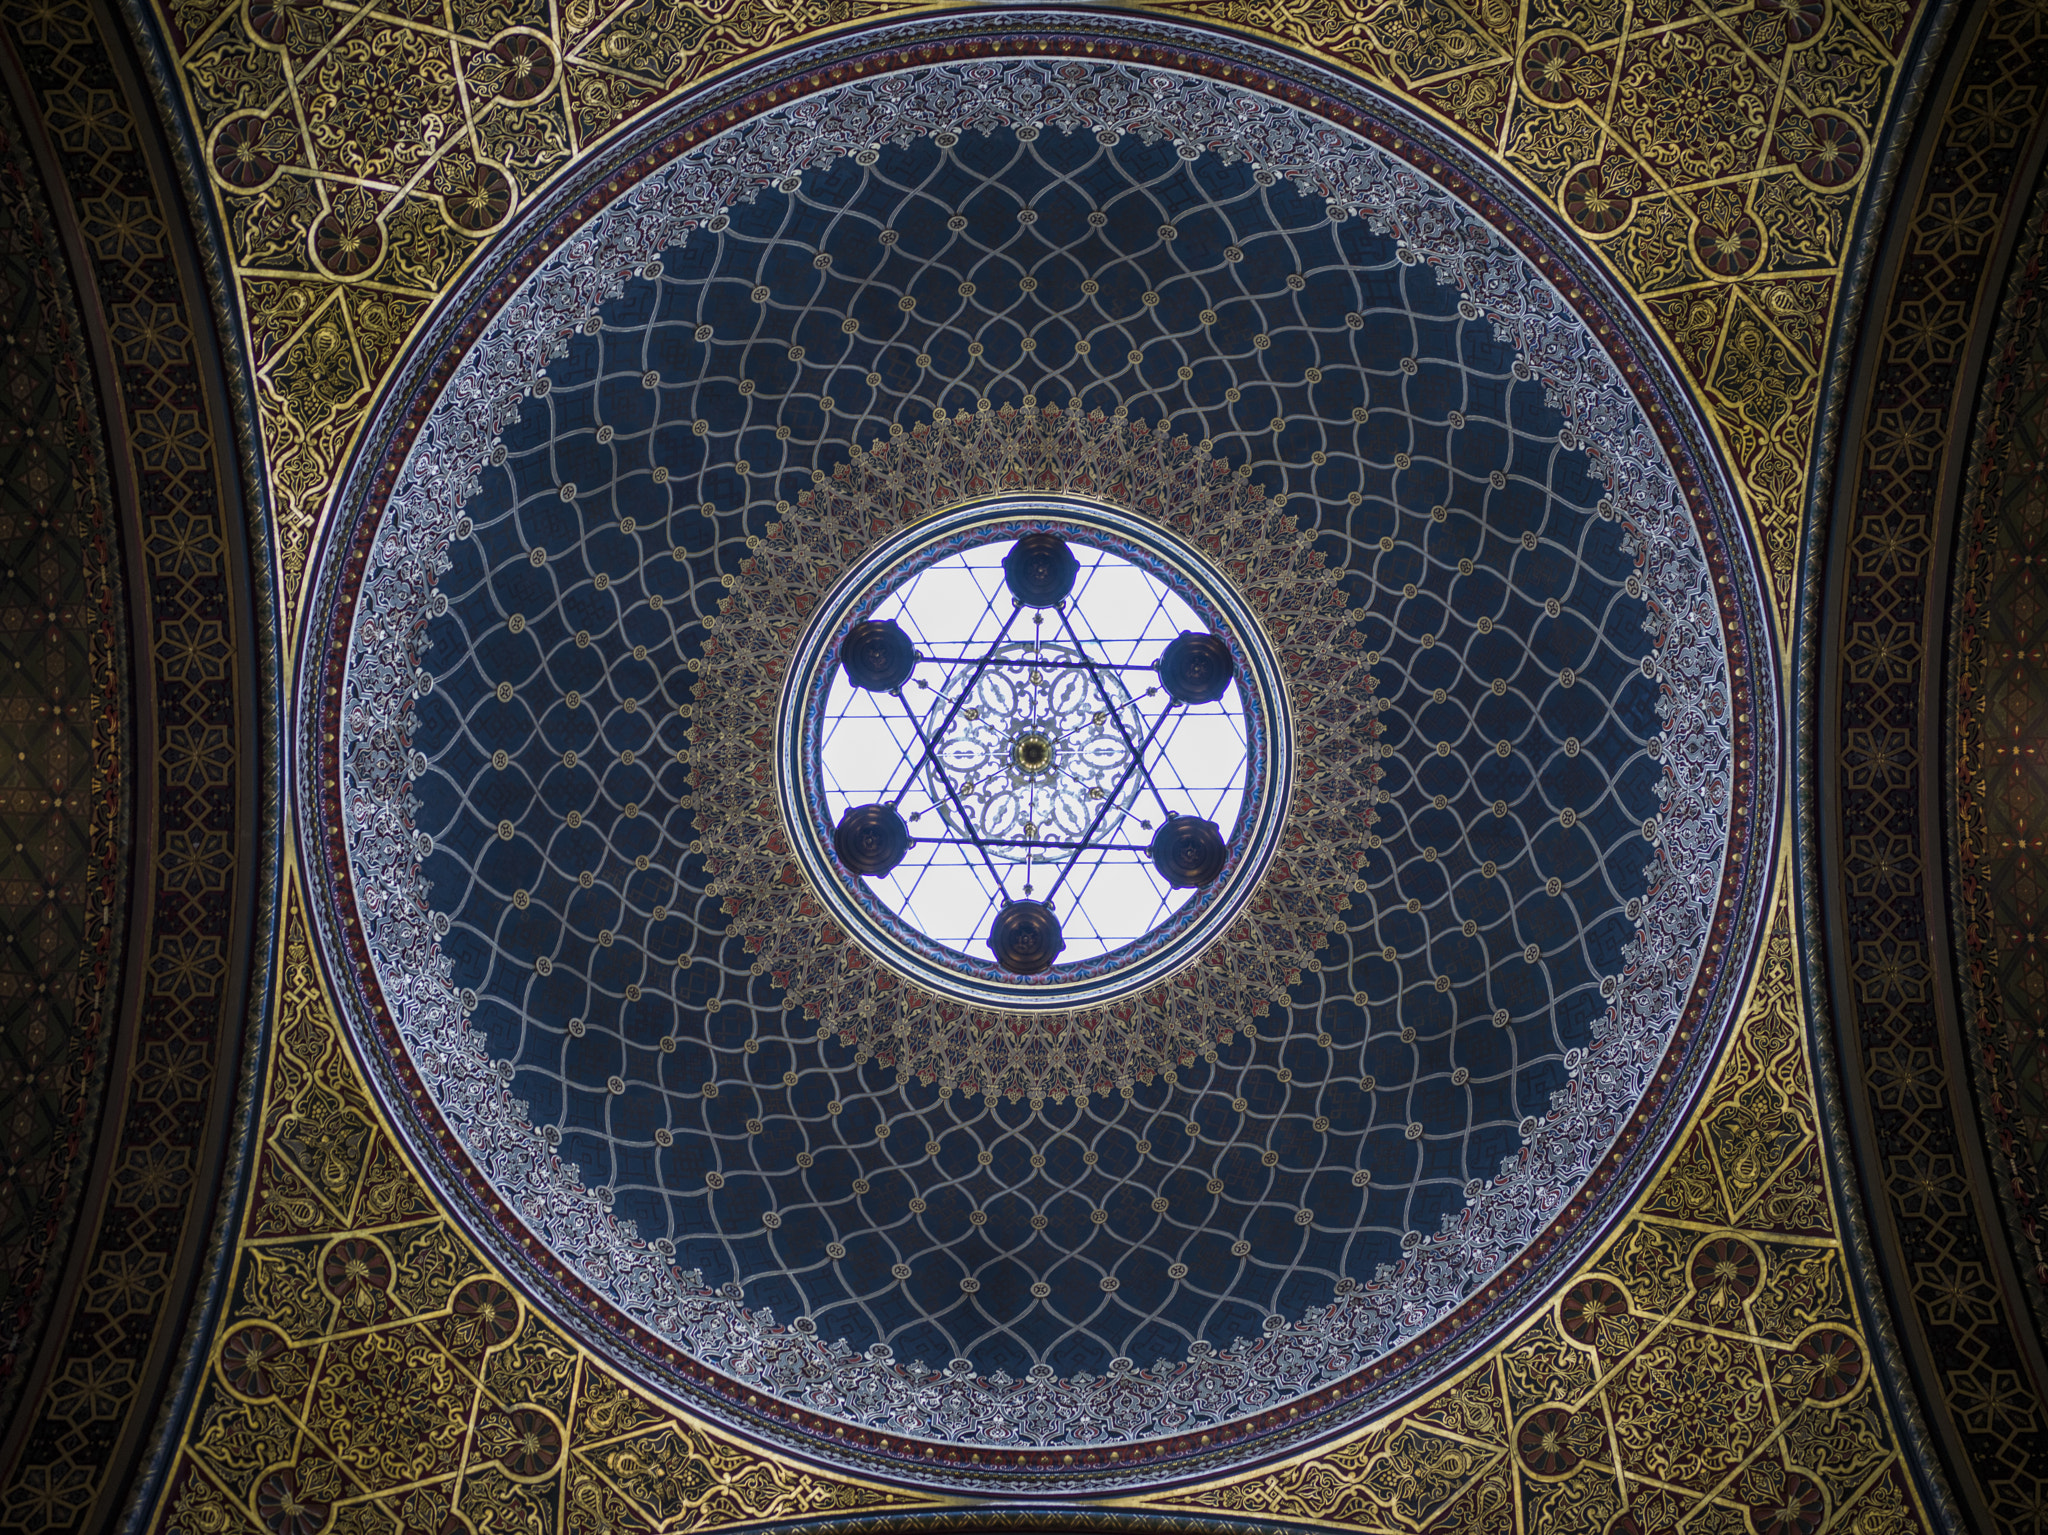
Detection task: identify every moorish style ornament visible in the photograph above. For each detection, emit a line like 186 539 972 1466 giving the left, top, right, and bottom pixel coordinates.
693 407 1375 1103
307 31 1772 1496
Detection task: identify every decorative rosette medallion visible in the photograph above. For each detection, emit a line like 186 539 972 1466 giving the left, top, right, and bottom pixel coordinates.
695 406 1377 1103
307 26 1775 1497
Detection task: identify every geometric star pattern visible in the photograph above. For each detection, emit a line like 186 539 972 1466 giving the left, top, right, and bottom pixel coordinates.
45 0 1959 1524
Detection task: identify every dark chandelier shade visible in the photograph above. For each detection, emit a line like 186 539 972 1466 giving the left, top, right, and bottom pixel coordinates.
841 618 919 693
1148 815 1228 889
1156 630 1234 705
987 899 1066 974
833 803 912 877
1002 532 1080 608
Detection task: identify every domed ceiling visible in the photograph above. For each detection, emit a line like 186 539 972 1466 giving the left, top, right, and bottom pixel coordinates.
29 0 2048 1525
301 35 1775 1492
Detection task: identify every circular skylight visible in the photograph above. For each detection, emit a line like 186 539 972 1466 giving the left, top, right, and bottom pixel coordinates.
783 497 1291 1008
817 531 1249 966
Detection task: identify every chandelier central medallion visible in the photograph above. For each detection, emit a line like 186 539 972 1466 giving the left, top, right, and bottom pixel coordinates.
697 408 1379 1102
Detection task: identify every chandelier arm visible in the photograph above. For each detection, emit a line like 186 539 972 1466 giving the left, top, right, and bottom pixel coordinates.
1041 701 1177 908
911 837 1155 852
886 601 1027 809
1053 604 1176 823
894 690 1014 901
913 654 1156 672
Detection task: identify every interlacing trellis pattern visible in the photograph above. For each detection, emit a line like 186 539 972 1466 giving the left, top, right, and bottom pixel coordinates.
143 898 1935 1534
149 889 939 1535
164 0 924 601
159 0 1928 625
1137 918 1929 1534
94 0 1959 1518
700 406 1376 1104
1145 0 1911 600
331 59 1742 1460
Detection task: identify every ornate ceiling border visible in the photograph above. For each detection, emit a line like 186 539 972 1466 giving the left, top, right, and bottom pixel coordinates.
139 876 1942 1535
140 0 1936 639
1952 142 2048 1374
64 0 1983 1519
0 54 131 1444
0 3 275 1534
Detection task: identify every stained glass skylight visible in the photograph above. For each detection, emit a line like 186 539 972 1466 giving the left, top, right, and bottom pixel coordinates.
817 535 1250 965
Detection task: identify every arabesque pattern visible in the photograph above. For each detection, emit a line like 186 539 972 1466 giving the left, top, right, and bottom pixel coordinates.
1145 0 1911 592
1952 101 2048 1348
99 0 1973 1523
145 896 1935 1534
1833 0 2048 1524
161 0 1926 618
321 60 1758 1469
164 0 922 603
150 886 941 1535
1137 916 1928 1534
0 2 251 1531
0 65 126 1434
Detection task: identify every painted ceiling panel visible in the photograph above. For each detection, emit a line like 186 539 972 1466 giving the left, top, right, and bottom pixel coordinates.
281 33 1778 1494
1 0 2044 1528
135 0 1944 1521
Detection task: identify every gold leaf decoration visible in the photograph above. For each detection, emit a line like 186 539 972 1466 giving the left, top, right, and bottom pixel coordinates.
150 882 942 1534
692 402 1379 1104
1135 896 1932 1533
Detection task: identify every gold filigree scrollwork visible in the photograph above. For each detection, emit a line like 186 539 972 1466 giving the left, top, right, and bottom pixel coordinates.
153 883 940 1535
1137 909 1933 1534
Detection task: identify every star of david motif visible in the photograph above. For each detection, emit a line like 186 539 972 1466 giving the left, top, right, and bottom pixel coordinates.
826 531 1244 974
